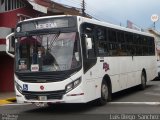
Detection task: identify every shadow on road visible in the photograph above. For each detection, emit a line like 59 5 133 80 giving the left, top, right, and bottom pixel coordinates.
23 82 157 114
24 102 99 114
111 84 154 102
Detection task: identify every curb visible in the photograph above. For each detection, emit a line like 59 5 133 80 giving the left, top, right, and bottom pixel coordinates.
0 100 12 105
0 97 16 105
6 97 16 102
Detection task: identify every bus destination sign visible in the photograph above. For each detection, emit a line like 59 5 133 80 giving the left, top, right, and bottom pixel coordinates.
19 17 75 32
36 19 69 29
36 23 57 29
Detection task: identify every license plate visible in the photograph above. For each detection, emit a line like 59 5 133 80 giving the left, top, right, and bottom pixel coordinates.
38 96 47 101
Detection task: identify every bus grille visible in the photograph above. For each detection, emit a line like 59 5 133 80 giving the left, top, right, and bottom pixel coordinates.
22 90 65 100
15 72 71 83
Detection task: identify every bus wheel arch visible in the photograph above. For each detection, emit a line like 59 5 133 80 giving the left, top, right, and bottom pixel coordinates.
140 69 147 90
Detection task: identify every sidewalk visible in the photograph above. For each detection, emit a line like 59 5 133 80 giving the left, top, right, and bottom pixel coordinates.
0 92 16 105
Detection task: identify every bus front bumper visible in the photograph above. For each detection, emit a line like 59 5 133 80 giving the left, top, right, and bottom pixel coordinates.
15 87 86 104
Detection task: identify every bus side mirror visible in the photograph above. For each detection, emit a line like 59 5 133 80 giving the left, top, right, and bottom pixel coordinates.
85 37 92 50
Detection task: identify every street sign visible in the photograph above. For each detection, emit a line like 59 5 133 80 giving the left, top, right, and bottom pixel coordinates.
151 14 159 22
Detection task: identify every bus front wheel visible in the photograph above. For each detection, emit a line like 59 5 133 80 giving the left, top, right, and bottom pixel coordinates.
96 80 109 106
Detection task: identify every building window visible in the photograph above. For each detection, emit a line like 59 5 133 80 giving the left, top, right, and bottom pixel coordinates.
0 0 5 13
5 0 7 11
0 0 26 12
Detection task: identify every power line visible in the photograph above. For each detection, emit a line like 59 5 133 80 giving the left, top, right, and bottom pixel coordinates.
60 0 86 16
65 0 82 6
85 3 123 24
53 0 106 21
53 0 82 8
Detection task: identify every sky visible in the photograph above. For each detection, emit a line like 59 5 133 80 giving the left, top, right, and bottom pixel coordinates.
53 0 160 31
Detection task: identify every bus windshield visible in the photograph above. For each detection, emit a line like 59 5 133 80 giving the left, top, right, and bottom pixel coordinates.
16 32 81 72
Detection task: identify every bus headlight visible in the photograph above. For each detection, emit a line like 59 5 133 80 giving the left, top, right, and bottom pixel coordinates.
65 77 81 93
15 82 22 94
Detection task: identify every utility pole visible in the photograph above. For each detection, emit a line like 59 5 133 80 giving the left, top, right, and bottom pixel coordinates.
153 22 156 29
82 0 85 17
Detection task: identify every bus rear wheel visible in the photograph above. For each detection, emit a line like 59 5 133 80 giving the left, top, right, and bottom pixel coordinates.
96 80 109 106
140 71 146 90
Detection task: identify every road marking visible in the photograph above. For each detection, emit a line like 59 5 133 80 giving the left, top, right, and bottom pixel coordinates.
109 102 160 105
0 103 32 107
1 102 160 106
145 92 160 96
154 88 160 91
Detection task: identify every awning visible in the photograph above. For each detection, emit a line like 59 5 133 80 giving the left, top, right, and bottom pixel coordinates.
28 1 48 14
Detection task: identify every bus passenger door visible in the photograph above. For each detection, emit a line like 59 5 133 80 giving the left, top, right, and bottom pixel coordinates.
81 23 97 101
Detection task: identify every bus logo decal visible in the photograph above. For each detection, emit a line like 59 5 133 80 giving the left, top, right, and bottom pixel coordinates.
40 85 44 90
103 62 109 72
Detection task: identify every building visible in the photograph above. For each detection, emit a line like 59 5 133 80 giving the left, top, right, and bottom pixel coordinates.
148 29 160 77
148 29 160 60
0 0 82 92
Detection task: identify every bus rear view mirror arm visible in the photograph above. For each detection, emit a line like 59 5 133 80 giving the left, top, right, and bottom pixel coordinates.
6 33 15 58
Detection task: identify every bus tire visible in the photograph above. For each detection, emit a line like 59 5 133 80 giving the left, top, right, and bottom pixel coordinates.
96 80 109 106
140 71 146 90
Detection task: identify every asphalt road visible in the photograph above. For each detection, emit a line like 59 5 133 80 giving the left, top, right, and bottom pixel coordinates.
0 80 160 120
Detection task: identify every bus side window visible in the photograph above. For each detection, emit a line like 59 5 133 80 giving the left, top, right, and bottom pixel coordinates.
117 31 127 56
96 27 108 56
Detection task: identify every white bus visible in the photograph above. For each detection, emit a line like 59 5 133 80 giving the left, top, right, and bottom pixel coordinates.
6 15 157 105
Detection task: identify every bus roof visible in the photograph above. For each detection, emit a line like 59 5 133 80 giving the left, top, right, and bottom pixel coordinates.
18 15 71 23
19 15 153 38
